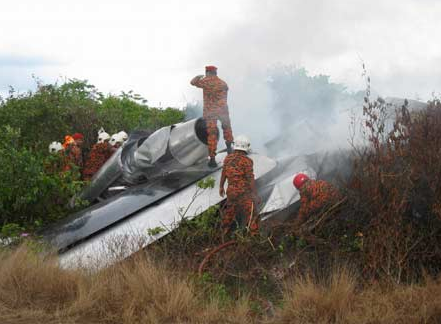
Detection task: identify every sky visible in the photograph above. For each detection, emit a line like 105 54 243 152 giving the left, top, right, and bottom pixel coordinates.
1 0 441 108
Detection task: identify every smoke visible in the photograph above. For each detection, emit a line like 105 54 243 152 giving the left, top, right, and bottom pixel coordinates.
186 65 364 157
186 0 441 157
263 66 364 156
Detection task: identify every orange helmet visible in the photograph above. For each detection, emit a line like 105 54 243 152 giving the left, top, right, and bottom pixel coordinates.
63 135 75 148
293 173 310 190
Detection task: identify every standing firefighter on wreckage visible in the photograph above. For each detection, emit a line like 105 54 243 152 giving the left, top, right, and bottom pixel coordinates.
219 135 260 235
293 173 342 223
191 65 234 167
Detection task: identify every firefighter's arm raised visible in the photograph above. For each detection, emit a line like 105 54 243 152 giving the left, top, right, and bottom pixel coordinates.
190 75 205 88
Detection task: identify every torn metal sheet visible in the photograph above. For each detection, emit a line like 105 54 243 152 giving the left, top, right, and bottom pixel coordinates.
79 118 210 202
41 115 353 270
58 153 277 269
42 163 219 251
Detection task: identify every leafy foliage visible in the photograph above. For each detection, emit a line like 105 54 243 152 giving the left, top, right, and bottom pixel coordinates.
0 79 185 234
0 79 184 151
0 125 85 232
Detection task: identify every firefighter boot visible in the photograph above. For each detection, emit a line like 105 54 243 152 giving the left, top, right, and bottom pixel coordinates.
208 156 217 168
226 141 233 154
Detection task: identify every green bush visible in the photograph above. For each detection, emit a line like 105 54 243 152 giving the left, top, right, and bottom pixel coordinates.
0 79 185 234
0 79 184 151
0 126 83 231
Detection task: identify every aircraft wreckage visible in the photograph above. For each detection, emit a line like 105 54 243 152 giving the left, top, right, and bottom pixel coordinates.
41 117 352 270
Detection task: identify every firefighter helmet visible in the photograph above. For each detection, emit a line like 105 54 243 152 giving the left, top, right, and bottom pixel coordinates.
293 173 310 190
233 135 251 153
49 141 63 154
97 131 110 143
118 131 128 141
109 133 123 146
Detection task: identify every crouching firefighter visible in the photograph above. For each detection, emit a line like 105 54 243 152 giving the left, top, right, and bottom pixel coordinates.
219 135 260 235
191 65 234 167
293 173 342 223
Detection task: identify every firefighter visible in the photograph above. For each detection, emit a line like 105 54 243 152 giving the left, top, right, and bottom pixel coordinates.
82 129 115 181
191 65 234 167
63 133 84 172
46 141 65 174
219 135 260 235
293 173 341 223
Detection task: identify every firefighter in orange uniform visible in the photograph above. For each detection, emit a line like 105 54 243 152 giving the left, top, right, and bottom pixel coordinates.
62 135 75 149
219 135 260 235
63 133 84 172
82 129 115 181
293 173 341 223
191 65 234 167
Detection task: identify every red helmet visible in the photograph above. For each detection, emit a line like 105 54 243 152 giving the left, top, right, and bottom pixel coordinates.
72 133 84 140
293 173 310 190
205 65 217 72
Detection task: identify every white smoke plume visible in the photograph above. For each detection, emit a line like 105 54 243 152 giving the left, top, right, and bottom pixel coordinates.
186 0 440 157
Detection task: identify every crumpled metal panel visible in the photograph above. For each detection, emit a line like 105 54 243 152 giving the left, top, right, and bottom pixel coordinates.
134 126 170 167
79 147 123 202
79 118 210 198
259 155 317 215
42 164 218 251
169 118 208 166
58 153 277 270
121 127 171 184
120 118 209 183
260 176 300 215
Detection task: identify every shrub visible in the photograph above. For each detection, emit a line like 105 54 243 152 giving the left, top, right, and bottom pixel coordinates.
0 79 185 232
305 95 441 282
0 79 185 152
0 126 83 231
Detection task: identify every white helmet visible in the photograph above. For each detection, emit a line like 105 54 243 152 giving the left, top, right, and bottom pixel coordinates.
118 131 128 141
97 127 110 143
233 135 251 152
49 141 63 154
109 133 123 146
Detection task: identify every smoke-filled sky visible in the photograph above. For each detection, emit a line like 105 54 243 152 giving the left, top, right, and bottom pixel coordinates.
1 0 440 108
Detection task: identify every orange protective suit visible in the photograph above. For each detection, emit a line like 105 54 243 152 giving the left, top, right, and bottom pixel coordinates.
221 151 258 233
191 75 233 157
298 180 341 222
63 143 83 172
82 142 115 181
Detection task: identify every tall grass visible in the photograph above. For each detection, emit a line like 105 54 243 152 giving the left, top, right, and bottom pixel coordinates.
1 246 441 323
272 268 441 323
0 246 252 324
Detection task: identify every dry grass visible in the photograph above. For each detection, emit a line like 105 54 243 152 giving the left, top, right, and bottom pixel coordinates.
271 267 357 323
1 246 441 323
271 267 441 324
0 246 252 324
